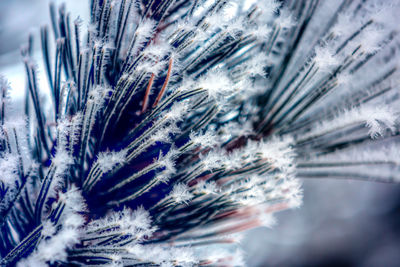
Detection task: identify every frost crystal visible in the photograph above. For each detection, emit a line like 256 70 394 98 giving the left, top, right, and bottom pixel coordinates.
170 183 194 204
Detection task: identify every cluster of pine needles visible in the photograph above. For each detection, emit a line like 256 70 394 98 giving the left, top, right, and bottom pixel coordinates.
1 0 400 266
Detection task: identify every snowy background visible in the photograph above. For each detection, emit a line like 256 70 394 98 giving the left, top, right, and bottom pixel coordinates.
1 1 400 266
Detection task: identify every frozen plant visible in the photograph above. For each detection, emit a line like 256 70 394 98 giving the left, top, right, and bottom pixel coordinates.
1 0 400 266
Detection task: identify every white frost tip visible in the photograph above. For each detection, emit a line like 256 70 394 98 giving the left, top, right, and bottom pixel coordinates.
97 150 127 173
170 183 194 204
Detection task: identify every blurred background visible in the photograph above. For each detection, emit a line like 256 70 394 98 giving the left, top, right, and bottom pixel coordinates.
245 180 400 266
1 1 400 266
